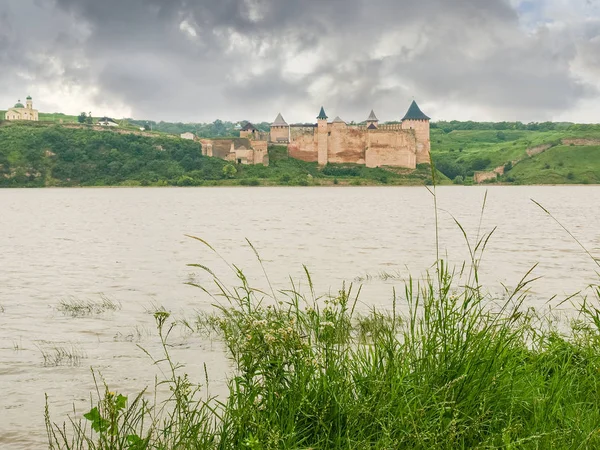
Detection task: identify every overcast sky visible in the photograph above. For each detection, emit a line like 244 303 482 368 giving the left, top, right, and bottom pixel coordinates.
1 0 599 124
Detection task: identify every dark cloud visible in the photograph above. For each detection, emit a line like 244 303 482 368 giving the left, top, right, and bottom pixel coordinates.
1 0 598 122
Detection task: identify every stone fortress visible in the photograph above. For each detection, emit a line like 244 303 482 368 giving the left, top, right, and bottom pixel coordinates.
202 100 431 168
4 96 39 121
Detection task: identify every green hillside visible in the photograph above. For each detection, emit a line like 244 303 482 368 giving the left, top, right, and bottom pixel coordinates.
1 118 599 187
505 145 600 184
429 122 600 184
0 122 439 187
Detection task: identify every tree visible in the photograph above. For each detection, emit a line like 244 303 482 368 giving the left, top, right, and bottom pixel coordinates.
86 112 93 125
78 112 87 124
222 164 237 179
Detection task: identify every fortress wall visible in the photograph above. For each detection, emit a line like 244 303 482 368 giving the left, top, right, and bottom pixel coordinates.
365 131 417 169
234 148 255 164
289 129 318 162
327 127 367 164
290 126 316 139
203 140 233 159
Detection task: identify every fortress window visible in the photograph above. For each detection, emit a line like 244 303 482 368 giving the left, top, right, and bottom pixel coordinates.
328 132 331 136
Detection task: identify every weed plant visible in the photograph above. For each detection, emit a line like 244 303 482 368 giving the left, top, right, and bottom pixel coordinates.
46 205 600 449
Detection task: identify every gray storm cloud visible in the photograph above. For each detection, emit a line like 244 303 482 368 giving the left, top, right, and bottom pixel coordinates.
1 0 599 122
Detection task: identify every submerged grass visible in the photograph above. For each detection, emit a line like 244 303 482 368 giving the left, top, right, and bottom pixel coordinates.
57 296 121 317
46 195 600 449
38 342 86 367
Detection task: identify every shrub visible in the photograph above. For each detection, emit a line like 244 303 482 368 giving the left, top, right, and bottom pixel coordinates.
453 175 464 185
470 157 491 171
222 164 237 179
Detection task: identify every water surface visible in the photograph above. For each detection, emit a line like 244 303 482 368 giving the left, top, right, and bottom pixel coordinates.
1 186 599 449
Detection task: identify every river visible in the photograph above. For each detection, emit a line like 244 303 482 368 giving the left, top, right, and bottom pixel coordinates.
1 186 599 449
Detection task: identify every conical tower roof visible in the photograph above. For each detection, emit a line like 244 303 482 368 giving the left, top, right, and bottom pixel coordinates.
241 122 258 131
333 116 345 124
271 113 288 126
402 100 430 121
367 110 378 121
317 106 328 120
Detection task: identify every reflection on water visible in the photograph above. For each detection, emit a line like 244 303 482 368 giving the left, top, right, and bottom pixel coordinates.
1 186 599 449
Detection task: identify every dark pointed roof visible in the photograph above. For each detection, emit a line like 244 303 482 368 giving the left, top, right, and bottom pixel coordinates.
272 113 288 126
367 110 378 122
317 106 328 120
402 100 430 121
241 122 257 131
367 123 378 130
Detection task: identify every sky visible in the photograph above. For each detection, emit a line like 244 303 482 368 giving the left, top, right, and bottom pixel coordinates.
0 0 599 124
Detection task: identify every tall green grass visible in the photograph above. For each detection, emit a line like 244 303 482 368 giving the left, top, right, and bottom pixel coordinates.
46 206 600 449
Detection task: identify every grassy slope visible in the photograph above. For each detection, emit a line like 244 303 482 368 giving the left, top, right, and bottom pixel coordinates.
431 127 600 184
508 145 600 184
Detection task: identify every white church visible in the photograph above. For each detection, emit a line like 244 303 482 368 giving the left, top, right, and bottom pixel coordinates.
4 96 39 121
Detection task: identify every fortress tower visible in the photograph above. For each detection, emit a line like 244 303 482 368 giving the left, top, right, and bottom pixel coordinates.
401 100 431 165
366 110 379 129
270 113 289 143
317 106 328 166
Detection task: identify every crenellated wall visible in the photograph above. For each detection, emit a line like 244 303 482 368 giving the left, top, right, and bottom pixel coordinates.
365 131 417 168
288 127 318 162
283 123 427 169
327 125 367 164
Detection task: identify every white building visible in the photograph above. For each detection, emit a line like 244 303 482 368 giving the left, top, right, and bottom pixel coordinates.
180 132 196 140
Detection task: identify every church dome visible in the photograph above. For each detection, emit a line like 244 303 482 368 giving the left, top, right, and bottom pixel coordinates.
14 101 24 108
26 96 32 100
